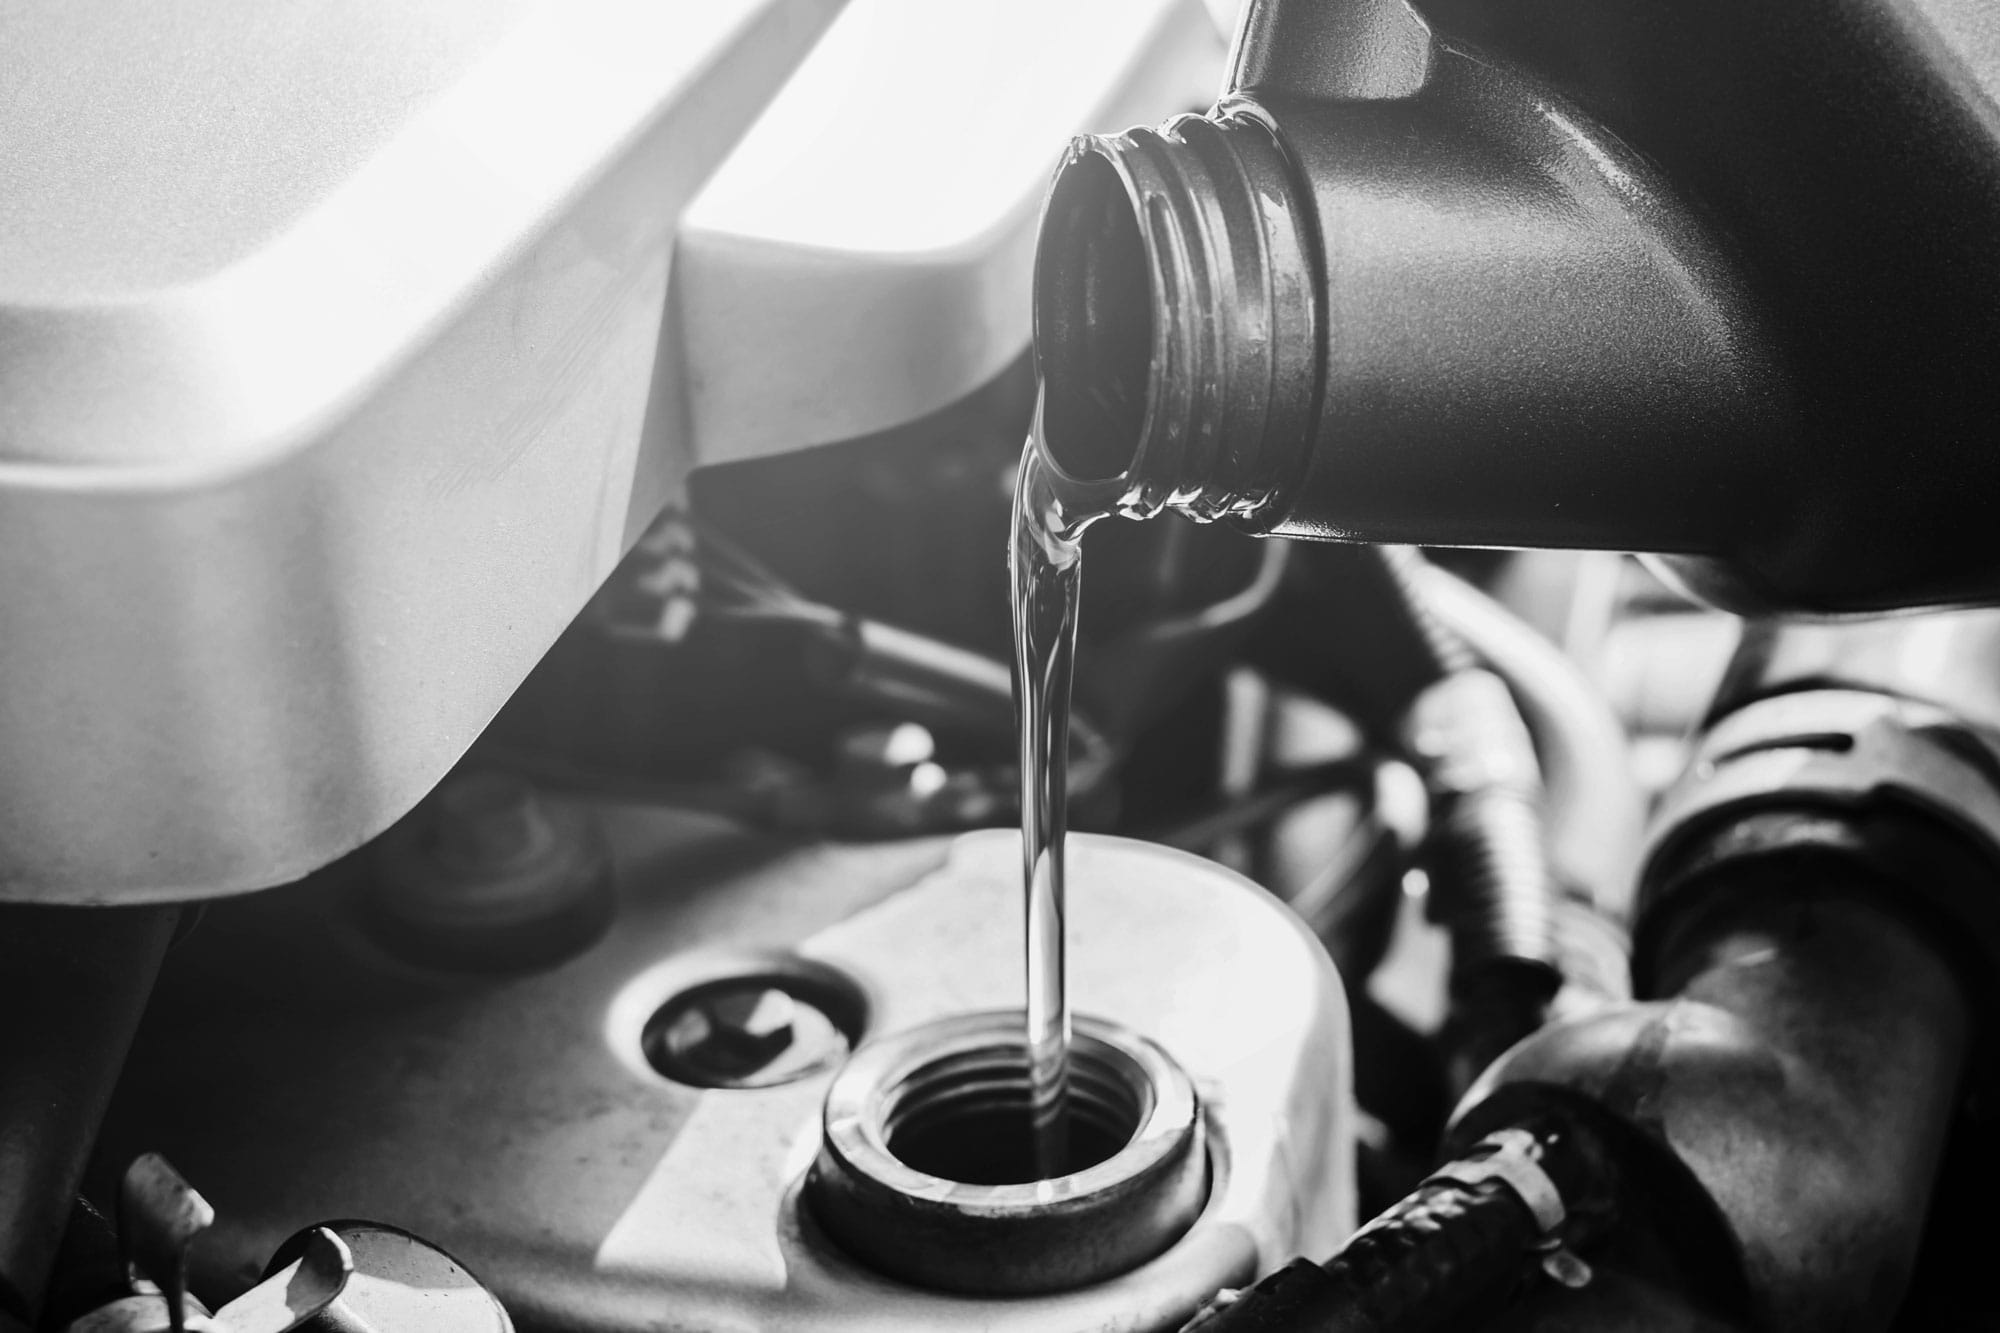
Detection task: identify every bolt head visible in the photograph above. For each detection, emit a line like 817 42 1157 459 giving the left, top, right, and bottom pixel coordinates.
665 986 796 1076
424 771 552 868
712 987 798 1049
649 978 856 1090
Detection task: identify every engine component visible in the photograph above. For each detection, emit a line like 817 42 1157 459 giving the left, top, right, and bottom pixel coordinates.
491 446 1279 827
1453 855 1974 1331
1643 608 2000 976
0 0 1224 906
1330 544 1567 1091
1427 615 2000 1329
1029 0 2000 615
1712 609 2000 742
66 1155 510 1333
1402 664 1561 1084
0 0 843 904
1180 1120 1616 1332
93 821 1354 1332
808 1011 1207 1295
641 957 864 1091
1411 562 1643 919
1244 548 1643 919
359 769 615 974
1640 687 2000 979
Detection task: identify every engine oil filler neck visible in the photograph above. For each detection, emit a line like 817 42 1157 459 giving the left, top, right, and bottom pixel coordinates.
805 1010 1206 1296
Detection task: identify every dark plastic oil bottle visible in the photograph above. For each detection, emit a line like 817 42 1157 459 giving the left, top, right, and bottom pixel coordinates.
1030 0 2000 616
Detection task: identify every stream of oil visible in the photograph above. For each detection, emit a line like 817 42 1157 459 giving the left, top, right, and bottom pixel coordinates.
1009 396 1110 1180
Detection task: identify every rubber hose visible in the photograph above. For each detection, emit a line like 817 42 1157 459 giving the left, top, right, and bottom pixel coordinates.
1416 563 1645 920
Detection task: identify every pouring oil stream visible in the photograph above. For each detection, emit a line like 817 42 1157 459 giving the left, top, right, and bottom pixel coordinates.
1010 394 1109 1180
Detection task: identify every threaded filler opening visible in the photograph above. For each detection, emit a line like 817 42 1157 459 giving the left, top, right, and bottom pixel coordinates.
1034 149 1152 484
811 1012 1207 1295
883 1040 1149 1185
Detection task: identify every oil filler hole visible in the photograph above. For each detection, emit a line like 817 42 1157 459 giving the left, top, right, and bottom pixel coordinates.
883 1040 1150 1184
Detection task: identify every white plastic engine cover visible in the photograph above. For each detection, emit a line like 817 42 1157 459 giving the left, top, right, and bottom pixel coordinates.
0 0 847 904
0 0 1226 903
677 0 1227 463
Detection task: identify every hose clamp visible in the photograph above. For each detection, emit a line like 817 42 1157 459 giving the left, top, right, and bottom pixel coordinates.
1639 688 2000 990
1423 1127 1566 1235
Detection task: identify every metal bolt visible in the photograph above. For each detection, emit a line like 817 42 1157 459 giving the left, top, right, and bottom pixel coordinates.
702 987 797 1064
367 768 613 972
650 980 854 1090
424 771 552 870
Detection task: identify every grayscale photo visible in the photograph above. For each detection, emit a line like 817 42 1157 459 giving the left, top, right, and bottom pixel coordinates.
2 0 1991 1328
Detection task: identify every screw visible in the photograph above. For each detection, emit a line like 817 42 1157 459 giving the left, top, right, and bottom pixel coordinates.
651 981 853 1089
424 771 552 870
367 768 614 972
704 987 797 1063
662 985 799 1080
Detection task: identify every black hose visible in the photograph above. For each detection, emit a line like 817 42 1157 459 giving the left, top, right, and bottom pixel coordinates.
1375 550 1563 1048
1182 1119 1615 1333
1416 562 1644 919
1375 546 1477 678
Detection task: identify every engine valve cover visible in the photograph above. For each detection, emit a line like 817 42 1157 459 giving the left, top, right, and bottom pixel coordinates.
98 818 1354 1332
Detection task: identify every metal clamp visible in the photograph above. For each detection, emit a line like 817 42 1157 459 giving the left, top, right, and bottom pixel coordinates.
1646 690 2000 875
1423 1128 1567 1235
1639 688 2000 985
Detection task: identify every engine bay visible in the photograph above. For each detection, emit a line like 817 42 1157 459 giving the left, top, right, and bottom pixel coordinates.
8 1 2000 1330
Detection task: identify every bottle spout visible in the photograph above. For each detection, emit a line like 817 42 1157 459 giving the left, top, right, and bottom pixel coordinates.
1030 149 1151 491
1031 111 1321 525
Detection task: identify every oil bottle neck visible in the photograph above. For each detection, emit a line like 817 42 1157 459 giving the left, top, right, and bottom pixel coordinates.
1030 104 1320 528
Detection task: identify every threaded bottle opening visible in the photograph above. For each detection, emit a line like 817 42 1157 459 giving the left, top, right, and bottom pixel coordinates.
1031 109 1321 523
1035 151 1153 485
